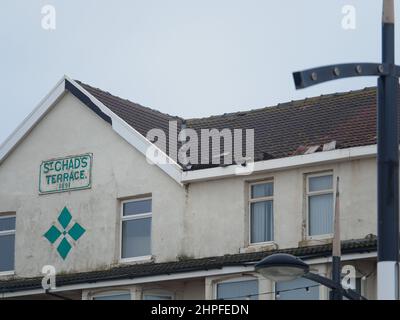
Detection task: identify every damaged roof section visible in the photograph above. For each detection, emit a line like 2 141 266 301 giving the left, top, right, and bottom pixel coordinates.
77 82 399 170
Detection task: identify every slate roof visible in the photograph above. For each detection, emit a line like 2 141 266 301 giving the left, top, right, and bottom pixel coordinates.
0 237 376 294
77 81 400 170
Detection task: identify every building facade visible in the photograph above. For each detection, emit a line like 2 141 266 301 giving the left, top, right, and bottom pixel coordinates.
0 77 385 299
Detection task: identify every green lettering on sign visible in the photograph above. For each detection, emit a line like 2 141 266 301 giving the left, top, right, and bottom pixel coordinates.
39 153 93 194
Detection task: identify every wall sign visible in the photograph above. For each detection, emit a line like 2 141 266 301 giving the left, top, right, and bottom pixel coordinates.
39 153 93 194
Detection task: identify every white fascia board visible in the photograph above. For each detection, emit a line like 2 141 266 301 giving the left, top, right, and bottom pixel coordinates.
0 266 253 298
110 114 182 184
0 76 183 185
1 251 376 298
181 145 378 183
0 76 66 164
241 251 377 267
304 251 377 265
66 78 183 185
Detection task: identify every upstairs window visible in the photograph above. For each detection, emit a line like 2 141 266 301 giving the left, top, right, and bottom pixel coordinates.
0 214 16 274
249 182 274 244
121 198 152 260
307 174 334 237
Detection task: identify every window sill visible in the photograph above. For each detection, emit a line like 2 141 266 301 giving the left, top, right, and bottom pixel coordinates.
120 255 153 264
0 270 15 277
299 236 333 247
240 241 278 253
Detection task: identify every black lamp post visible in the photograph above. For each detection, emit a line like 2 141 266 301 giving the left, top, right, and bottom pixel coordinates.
292 0 399 299
255 253 366 300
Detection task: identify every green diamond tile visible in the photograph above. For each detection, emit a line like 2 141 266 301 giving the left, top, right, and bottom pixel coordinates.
68 223 86 241
58 207 72 229
57 237 72 260
44 225 62 244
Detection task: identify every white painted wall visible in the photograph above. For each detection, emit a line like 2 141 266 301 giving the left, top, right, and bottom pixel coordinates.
182 159 377 258
0 93 186 277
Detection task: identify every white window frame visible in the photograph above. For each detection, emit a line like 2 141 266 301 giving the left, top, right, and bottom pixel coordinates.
214 276 259 300
306 172 334 240
91 290 132 300
0 214 16 276
119 198 152 263
248 181 274 245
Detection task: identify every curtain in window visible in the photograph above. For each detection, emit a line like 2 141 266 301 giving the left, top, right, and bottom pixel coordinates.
122 217 151 258
309 194 333 236
251 200 273 243
217 279 259 300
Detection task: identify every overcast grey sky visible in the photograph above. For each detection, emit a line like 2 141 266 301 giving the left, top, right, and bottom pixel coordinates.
1 0 398 144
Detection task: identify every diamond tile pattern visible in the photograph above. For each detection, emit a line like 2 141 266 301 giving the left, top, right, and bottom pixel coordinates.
44 207 86 260
44 226 62 244
58 207 72 229
68 223 86 241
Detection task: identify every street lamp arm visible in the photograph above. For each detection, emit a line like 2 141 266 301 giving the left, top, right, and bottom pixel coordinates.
291 0 399 299
293 63 390 89
302 272 339 290
302 272 367 300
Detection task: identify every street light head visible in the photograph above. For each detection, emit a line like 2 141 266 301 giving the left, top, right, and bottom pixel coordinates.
255 253 310 282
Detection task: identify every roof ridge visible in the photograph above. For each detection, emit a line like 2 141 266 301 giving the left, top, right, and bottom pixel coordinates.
75 80 376 122
185 86 377 122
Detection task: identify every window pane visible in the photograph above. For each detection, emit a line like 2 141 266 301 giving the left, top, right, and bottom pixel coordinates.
123 199 151 216
251 201 273 243
143 295 172 300
251 183 273 198
309 175 333 192
0 234 15 272
93 293 131 300
0 217 16 232
309 194 333 236
122 218 151 258
217 280 258 300
276 278 319 300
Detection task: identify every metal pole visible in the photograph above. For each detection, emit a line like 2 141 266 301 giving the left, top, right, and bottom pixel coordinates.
377 0 399 300
331 177 342 300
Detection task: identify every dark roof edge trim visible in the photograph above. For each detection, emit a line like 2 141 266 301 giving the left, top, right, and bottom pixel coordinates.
65 80 112 125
